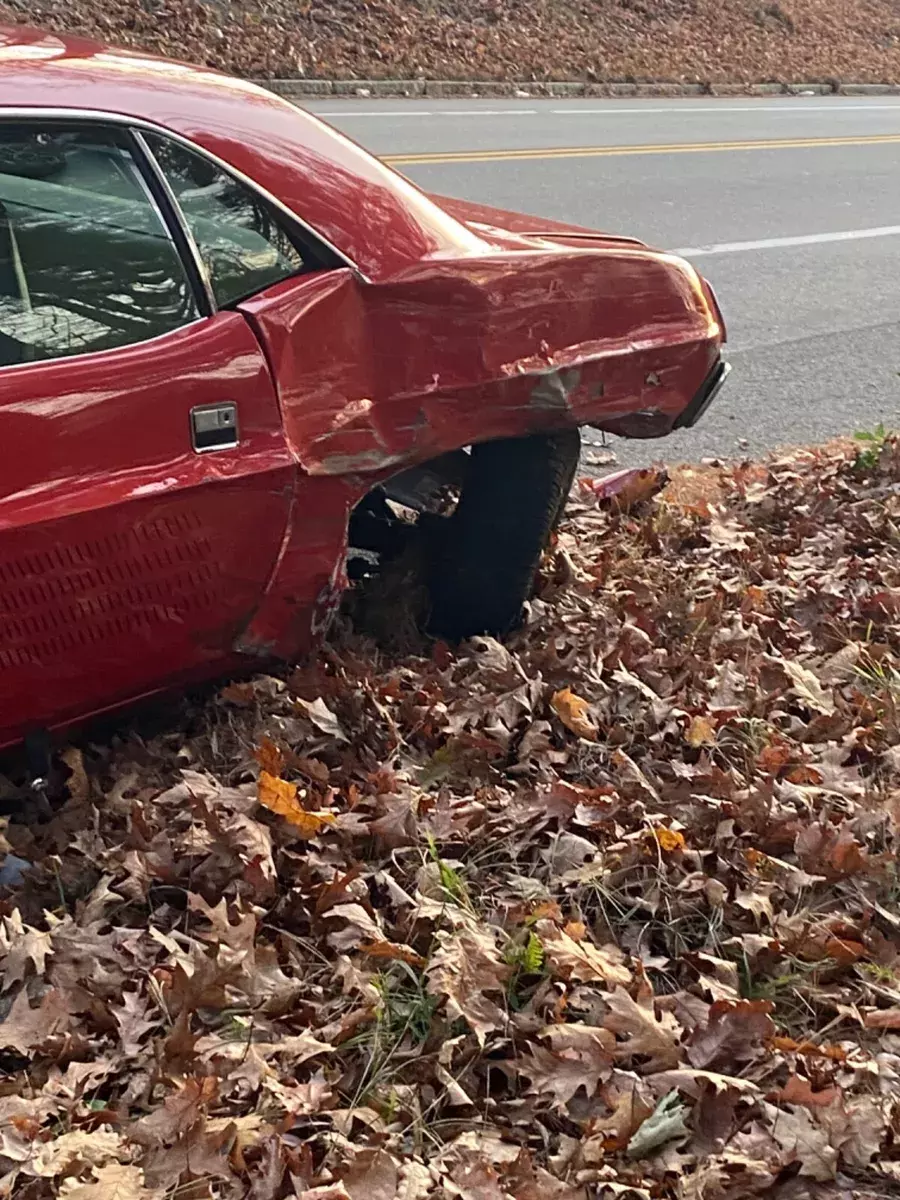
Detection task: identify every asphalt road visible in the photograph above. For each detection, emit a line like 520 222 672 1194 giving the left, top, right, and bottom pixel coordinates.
307 97 900 467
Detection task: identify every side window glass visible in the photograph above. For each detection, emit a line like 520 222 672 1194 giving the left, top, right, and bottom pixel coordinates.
143 133 307 307
0 123 199 369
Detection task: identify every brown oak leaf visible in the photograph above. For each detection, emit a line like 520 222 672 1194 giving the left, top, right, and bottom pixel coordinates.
590 1080 655 1152
112 989 162 1058
0 986 70 1054
688 1000 775 1070
131 1076 218 1146
602 988 681 1073
767 1102 838 1181
0 910 53 990
426 928 511 1046
522 1024 614 1107
29 1127 123 1178
816 1095 887 1169
538 922 631 987
57 1163 160 1200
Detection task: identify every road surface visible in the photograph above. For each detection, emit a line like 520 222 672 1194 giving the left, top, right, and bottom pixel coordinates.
305 96 900 466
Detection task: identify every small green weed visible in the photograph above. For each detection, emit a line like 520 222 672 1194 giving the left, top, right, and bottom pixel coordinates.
348 961 439 1105
426 833 472 909
853 423 888 472
505 929 546 1008
852 648 900 724
860 961 898 985
373 962 439 1045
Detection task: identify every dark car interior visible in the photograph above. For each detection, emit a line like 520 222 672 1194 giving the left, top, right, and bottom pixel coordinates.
0 125 310 368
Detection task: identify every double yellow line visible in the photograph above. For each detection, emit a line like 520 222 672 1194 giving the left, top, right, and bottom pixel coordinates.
385 132 900 166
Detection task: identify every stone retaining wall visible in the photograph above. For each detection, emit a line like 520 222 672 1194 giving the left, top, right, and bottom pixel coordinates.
261 78 900 100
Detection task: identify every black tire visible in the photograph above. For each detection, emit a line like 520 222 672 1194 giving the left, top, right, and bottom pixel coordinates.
427 428 581 641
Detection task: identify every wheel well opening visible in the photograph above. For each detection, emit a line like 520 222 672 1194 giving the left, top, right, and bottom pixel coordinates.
346 448 469 580
342 430 582 647
342 449 470 650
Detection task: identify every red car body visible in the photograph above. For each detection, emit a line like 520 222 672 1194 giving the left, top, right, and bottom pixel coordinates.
0 25 727 752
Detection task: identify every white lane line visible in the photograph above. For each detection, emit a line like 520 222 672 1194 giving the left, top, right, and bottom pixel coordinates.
675 225 900 257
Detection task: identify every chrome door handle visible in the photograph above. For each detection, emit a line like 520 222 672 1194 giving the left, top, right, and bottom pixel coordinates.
190 403 238 452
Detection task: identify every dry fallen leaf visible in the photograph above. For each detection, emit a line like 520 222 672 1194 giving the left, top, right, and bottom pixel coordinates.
781 658 836 716
60 746 90 803
131 1076 218 1145
864 1007 900 1029
817 1094 886 1170
254 735 285 776
688 1000 775 1070
340 1148 400 1200
767 1101 838 1180
773 1075 839 1109
523 1022 615 1108
426 928 511 1046
112 988 162 1058
685 715 716 747
58 1163 160 1200
0 986 70 1054
6 434 900 1196
30 1127 123 1177
296 696 348 741
550 687 598 741
258 771 336 837
649 1068 760 1098
590 1082 655 1152
220 680 260 707
602 987 681 1072
538 922 631 987
0 910 53 990
650 827 685 853
359 939 426 967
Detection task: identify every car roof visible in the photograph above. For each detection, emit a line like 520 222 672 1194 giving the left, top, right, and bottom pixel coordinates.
0 24 484 278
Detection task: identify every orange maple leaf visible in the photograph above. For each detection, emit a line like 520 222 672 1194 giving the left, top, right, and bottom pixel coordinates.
360 940 426 967
686 715 716 747
651 827 686 853
550 687 598 741
258 770 335 839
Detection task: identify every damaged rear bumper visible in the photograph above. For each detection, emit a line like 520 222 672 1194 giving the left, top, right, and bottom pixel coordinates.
674 359 732 431
590 354 731 441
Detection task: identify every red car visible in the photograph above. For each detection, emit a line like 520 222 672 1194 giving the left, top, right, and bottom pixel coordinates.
0 24 728 754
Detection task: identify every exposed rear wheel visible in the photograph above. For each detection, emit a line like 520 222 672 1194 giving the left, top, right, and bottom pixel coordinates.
427 429 581 641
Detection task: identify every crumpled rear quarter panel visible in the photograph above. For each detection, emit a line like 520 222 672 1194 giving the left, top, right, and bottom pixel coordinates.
242 245 720 480
235 243 720 658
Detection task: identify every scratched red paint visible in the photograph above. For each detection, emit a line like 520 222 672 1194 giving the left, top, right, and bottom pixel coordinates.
0 25 727 750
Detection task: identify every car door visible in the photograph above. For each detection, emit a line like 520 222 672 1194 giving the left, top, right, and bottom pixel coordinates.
0 119 296 745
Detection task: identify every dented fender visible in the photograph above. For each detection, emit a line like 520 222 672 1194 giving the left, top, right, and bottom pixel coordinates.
239 245 720 477
235 241 722 658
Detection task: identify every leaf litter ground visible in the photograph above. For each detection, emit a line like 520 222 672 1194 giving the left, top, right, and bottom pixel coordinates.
5 438 900 1197
3 0 900 85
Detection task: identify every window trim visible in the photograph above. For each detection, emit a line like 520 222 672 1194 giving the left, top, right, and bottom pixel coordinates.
137 128 320 310
0 107 365 282
129 128 217 317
